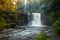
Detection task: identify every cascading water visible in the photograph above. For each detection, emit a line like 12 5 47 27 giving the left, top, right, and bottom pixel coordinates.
24 0 45 27
28 13 44 27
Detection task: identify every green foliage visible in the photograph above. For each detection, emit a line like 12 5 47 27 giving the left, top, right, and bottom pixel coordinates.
49 37 53 40
0 16 9 30
49 12 56 23
49 0 60 36
50 10 60 36
53 17 60 36
50 12 60 36
36 32 47 40
50 11 60 36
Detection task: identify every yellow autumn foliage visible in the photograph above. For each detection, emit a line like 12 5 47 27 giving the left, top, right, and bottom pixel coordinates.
10 4 18 12
0 0 18 12
0 0 18 30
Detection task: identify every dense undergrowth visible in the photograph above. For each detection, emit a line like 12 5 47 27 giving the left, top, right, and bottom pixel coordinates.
36 32 53 40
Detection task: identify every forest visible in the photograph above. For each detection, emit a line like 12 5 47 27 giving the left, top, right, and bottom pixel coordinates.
0 0 60 39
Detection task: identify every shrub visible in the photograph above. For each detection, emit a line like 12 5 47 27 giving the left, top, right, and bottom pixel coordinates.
36 32 47 40
0 16 10 30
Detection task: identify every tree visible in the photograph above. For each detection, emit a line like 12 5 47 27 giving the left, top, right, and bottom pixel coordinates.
50 0 60 36
0 0 18 29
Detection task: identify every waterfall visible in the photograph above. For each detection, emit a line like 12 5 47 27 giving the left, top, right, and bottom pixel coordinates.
28 13 44 27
